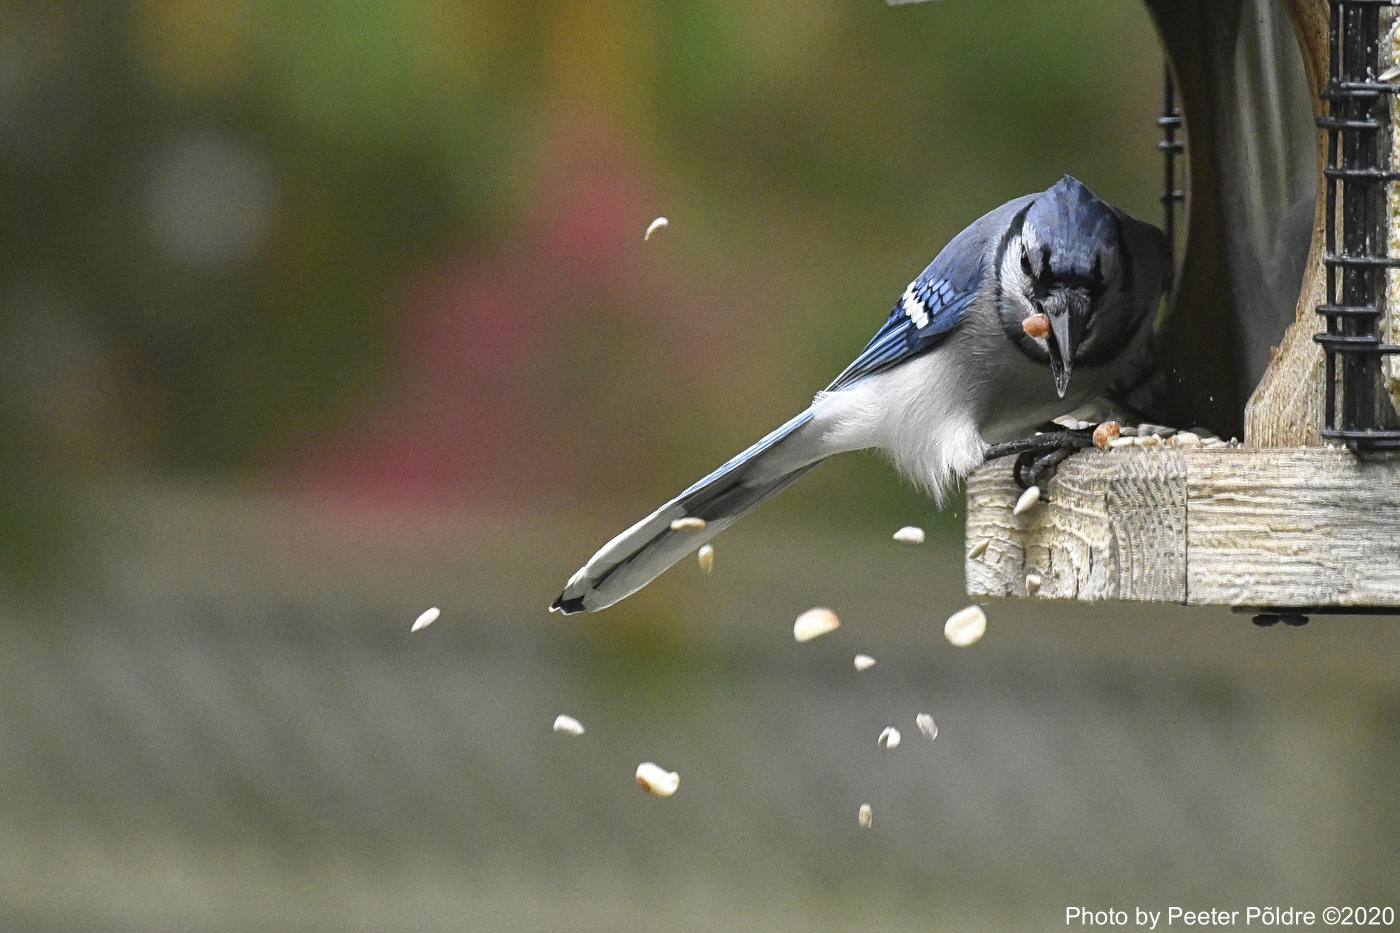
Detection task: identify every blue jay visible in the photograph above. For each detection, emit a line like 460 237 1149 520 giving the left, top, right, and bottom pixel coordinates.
552 175 1170 614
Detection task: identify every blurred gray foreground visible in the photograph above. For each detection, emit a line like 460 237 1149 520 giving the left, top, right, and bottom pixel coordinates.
0 482 1396 931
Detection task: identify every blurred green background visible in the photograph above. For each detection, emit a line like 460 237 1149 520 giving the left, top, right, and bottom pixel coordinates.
1 2 1396 930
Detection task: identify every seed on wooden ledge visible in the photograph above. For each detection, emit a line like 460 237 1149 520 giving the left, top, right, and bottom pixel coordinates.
670 516 706 531
1137 434 1161 447
1025 572 1042 595
553 714 585 736
858 803 873 828
853 653 877 672
892 525 926 545
635 762 680 797
944 604 987 647
1381 63 1400 82
697 544 715 575
1174 431 1201 447
1013 485 1042 516
1022 313 1050 339
878 726 901 749
644 216 669 240
967 538 989 559
1108 436 1136 449
411 607 440 632
1118 425 1138 436
793 607 840 642
915 713 938 741
1092 421 1120 450
1052 414 1078 428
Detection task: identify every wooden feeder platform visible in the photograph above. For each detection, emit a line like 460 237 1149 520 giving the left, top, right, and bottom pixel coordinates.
965 447 1400 612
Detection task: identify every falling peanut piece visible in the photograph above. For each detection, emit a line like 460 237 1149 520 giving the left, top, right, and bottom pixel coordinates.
553 714 586 736
697 544 715 575
892 525 926 545
793 607 840 642
944 605 987 647
635 762 680 797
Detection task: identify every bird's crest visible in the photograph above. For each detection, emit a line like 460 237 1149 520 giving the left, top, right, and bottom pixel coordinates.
1023 175 1118 282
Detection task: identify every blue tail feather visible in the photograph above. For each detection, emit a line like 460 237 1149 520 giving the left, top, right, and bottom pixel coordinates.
551 409 821 613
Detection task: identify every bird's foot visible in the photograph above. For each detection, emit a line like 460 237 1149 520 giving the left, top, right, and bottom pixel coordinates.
983 420 1239 497
983 421 1100 495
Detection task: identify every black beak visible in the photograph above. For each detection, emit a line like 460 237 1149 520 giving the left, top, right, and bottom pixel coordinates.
1043 288 1088 399
1047 312 1074 398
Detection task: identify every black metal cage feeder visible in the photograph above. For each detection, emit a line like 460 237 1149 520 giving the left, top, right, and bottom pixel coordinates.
1317 0 1400 450
1159 66 1186 269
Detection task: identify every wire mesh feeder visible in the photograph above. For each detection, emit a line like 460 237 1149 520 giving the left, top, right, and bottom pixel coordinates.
1316 0 1400 450
1159 62 1185 264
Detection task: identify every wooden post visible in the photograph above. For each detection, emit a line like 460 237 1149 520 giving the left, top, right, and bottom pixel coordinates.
1242 0 1331 447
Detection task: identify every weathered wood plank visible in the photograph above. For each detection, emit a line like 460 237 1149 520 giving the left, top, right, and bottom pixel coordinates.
964 467 1028 599
966 450 1186 602
1186 448 1400 607
966 447 1400 609
1106 451 1187 600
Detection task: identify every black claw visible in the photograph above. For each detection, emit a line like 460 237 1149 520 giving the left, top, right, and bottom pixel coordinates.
551 594 587 615
1012 451 1037 489
985 424 1099 492
1029 448 1073 493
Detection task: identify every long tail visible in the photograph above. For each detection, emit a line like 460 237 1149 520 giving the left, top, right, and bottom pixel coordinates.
551 409 827 614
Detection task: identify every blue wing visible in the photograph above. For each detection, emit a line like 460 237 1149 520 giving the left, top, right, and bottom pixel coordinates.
824 194 1034 393
824 267 978 392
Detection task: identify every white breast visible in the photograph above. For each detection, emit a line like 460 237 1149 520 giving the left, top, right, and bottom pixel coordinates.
809 310 1111 504
810 348 987 507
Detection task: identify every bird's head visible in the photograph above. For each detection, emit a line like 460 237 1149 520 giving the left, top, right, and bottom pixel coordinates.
1000 175 1123 398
